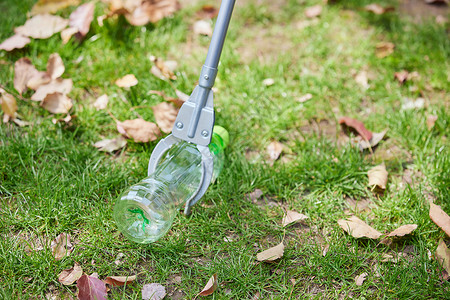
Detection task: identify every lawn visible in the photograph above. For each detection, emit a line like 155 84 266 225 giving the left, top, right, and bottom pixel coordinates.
0 0 449 299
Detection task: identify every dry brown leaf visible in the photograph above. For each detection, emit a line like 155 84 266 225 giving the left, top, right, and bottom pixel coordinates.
1 92 18 121
61 27 78 44
0 34 31 51
364 4 394 14
152 102 178 133
122 0 180 26
425 0 449 4
339 117 373 141
69 2 95 38
387 224 418 237
427 115 438 130
93 94 109 110
52 113 74 124
355 71 369 89
282 210 308 227
196 5 219 19
94 136 127 152
368 164 388 191
429 203 450 237
47 53 65 79
27 71 52 90
256 242 284 262
58 263 83 285
31 0 81 15
142 283 166 300
51 233 73 260
193 20 212 36
305 5 322 18
267 141 283 161
31 79 73 101
14 58 39 94
117 119 161 143
436 240 450 275
198 274 218 297
297 93 313 103
41 92 73 114
104 275 137 287
77 274 107 300
375 42 395 58
115 74 138 87
355 272 368 286
248 189 263 202
15 14 69 39
337 216 382 239
358 129 388 150
394 70 409 84
150 57 177 80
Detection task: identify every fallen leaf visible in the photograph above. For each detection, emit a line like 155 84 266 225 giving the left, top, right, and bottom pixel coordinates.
436 240 450 275
367 164 388 191
429 203 450 237
69 2 95 38
297 93 313 103
115 74 138 87
198 274 218 296
364 4 394 14
0 34 31 51
31 79 73 101
52 113 74 124
152 102 178 133
394 70 409 84
1 92 18 121
282 210 308 227
94 136 127 152
355 272 368 286
27 71 52 90
337 216 382 239
305 5 322 18
150 56 177 80
123 0 180 26
357 129 388 150
387 224 418 237
93 94 109 110
61 26 78 44
104 275 136 287
77 274 107 300
256 242 284 262
14 57 39 94
47 53 65 79
322 244 330 257
355 71 369 89
375 42 395 58
41 92 73 114
193 20 212 36
58 263 83 285
262 78 275 86
51 233 73 260
249 189 263 202
401 97 425 110
427 115 438 130
197 5 219 19
142 283 166 300
31 0 81 15
338 117 373 141
267 141 283 161
117 119 161 143
15 14 69 39
175 89 189 102
425 0 449 4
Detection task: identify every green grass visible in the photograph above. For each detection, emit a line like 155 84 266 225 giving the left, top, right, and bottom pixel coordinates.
1 0 449 298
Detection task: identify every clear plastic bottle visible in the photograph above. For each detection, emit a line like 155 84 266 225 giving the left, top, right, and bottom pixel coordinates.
113 126 229 243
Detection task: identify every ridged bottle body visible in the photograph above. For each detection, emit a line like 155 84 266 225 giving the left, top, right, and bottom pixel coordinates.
114 132 226 243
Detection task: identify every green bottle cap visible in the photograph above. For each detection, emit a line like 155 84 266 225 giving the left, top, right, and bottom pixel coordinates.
213 125 229 148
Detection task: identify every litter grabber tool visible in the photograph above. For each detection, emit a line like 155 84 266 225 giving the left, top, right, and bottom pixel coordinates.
148 0 236 216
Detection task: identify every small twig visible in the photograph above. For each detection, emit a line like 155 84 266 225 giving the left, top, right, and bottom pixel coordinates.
106 108 119 123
